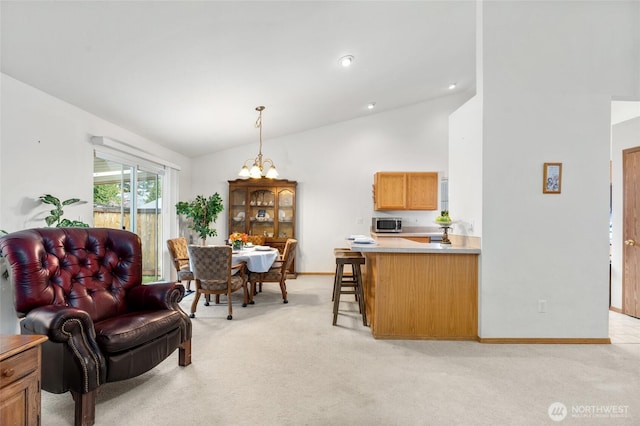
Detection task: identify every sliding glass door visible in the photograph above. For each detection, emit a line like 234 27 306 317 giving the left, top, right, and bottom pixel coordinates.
93 156 163 282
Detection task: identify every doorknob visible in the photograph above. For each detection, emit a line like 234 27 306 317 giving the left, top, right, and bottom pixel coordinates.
625 239 636 246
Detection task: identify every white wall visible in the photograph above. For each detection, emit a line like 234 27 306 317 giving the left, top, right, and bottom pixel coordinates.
0 73 192 333
190 92 472 272
449 95 482 237
611 116 640 309
476 0 640 338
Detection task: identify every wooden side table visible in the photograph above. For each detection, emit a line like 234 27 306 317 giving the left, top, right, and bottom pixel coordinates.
0 335 48 426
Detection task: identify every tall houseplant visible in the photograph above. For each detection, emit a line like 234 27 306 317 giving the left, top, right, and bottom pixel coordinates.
175 194 224 245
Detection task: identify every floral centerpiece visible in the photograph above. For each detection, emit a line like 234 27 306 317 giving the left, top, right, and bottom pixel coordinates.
229 232 248 250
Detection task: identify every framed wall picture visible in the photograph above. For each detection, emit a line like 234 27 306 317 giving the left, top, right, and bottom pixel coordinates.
543 162 562 194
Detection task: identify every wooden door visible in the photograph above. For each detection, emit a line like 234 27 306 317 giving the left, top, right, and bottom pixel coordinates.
623 147 640 318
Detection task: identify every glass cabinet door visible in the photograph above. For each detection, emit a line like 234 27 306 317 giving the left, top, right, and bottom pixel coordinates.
229 188 247 234
248 189 275 237
277 188 295 239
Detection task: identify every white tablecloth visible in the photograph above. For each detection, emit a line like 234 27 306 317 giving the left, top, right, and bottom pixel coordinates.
232 248 279 273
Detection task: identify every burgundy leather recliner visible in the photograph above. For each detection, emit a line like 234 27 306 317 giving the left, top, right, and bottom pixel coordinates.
0 228 192 426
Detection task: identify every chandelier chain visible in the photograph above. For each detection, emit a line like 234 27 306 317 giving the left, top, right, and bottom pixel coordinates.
238 105 278 179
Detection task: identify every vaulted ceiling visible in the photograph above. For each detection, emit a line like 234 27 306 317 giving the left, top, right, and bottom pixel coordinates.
1 1 477 157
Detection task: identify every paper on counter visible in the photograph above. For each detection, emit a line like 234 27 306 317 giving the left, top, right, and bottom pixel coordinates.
353 236 376 244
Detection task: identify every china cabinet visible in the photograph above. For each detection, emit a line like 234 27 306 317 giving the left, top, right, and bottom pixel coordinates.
228 178 297 272
373 172 438 211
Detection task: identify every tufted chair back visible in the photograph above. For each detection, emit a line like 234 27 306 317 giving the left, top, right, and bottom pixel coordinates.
0 227 193 426
5 227 141 322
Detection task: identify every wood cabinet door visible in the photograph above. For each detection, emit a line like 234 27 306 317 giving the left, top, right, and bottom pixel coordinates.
374 172 406 210
228 187 248 235
276 187 295 239
406 172 438 210
402 236 431 243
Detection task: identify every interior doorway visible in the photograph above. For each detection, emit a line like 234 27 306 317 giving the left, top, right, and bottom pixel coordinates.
610 101 640 319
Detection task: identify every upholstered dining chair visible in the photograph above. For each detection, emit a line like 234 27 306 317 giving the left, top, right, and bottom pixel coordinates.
167 237 194 292
187 245 249 320
245 234 266 246
249 238 297 304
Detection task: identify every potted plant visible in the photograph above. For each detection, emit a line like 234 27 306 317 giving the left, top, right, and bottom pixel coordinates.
40 194 90 227
175 194 224 245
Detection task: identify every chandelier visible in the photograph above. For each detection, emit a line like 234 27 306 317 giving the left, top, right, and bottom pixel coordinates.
238 106 279 179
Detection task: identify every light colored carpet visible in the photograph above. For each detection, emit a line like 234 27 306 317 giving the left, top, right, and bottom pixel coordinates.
41 275 640 425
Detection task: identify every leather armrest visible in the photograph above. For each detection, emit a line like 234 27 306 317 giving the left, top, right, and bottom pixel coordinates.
127 282 192 343
22 305 96 343
127 282 184 311
21 305 106 393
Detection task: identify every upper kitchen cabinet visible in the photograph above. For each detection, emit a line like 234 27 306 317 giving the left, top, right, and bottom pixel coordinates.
373 172 438 211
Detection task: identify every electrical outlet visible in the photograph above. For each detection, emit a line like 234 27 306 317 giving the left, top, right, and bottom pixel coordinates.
538 299 547 313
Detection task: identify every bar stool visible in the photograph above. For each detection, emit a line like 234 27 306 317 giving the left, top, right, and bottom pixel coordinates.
332 250 367 326
332 248 361 301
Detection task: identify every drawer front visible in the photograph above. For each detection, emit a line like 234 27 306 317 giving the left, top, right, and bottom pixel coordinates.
0 347 38 389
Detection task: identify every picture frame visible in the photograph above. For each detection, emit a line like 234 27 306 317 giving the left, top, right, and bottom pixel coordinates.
543 162 562 194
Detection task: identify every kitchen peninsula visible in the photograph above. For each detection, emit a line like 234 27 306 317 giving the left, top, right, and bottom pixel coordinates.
350 236 480 340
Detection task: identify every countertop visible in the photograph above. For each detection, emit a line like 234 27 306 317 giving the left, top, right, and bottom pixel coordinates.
350 235 481 254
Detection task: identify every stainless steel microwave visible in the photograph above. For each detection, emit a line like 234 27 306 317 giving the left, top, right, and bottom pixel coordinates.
372 217 402 233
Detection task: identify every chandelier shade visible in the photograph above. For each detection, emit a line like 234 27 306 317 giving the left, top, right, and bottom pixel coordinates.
239 106 279 179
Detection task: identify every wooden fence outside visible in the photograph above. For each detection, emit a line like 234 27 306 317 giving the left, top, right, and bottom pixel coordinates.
93 208 161 278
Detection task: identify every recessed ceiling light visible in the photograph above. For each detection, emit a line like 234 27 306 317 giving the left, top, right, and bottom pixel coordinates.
339 55 354 67
448 83 457 90
367 102 376 110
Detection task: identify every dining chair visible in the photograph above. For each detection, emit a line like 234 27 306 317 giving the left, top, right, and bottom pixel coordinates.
167 237 194 292
187 245 249 319
245 234 266 246
249 238 297 304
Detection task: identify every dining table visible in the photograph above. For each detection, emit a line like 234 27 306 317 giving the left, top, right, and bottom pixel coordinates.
232 246 280 304
231 246 279 274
